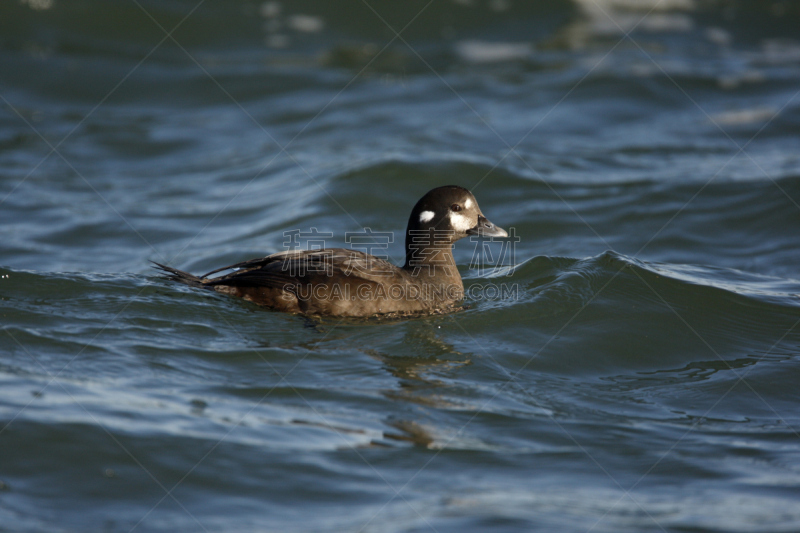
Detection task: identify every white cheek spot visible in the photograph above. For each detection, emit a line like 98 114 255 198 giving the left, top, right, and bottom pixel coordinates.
419 210 435 223
449 211 473 232
465 198 473 209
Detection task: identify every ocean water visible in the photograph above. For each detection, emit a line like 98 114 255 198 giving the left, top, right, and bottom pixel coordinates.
2 0 800 531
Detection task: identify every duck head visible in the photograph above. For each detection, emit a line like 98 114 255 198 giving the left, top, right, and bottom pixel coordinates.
404 185 508 269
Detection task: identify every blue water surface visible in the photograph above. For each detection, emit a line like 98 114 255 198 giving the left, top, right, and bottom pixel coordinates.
2 1 800 531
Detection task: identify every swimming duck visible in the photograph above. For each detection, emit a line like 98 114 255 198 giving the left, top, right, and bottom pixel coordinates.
153 185 508 317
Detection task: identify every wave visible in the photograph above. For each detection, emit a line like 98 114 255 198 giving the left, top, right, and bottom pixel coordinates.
460 250 800 376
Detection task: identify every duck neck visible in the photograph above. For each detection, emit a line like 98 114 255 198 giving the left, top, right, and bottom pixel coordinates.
402 229 460 281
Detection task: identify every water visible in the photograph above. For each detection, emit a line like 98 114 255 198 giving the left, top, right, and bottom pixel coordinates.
2 0 800 531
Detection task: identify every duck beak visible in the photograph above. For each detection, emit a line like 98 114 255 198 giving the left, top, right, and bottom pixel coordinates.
467 215 508 238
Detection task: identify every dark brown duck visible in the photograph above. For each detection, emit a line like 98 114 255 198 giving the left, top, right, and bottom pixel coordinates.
154 185 508 317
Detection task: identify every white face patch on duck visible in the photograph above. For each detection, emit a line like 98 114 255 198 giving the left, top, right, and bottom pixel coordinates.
464 198 473 209
419 210 435 223
448 211 474 233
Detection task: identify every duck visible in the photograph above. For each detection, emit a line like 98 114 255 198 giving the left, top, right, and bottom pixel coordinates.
153 185 508 317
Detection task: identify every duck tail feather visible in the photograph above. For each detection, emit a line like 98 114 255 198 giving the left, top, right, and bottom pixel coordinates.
151 261 206 288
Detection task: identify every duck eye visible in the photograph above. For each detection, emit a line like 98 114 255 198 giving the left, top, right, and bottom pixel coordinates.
451 204 462 212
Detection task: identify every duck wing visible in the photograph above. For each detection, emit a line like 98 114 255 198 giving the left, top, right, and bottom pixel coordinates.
201 249 404 291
